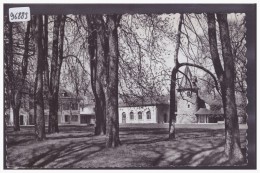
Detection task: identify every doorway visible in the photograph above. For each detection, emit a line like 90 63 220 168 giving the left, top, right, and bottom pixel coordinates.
197 115 207 123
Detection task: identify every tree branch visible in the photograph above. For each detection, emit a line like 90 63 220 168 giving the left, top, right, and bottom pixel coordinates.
63 54 90 76
179 62 220 92
177 69 193 90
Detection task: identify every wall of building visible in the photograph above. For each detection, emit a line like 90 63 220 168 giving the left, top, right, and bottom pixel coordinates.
119 106 157 124
43 102 81 125
176 91 198 123
80 105 96 124
59 110 81 124
58 98 81 124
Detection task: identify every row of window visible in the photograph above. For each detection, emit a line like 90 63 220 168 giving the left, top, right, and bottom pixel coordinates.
122 111 151 120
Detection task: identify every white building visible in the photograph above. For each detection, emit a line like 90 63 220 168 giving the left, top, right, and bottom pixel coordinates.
118 96 170 124
80 104 95 124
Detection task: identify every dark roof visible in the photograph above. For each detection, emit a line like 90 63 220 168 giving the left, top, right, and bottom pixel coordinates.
119 95 170 107
195 108 223 115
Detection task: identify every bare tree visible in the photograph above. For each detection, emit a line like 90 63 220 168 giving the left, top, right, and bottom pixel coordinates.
47 15 66 133
119 14 171 102
207 13 244 164
5 18 31 131
33 15 45 140
86 15 107 135
106 14 122 147
86 14 122 146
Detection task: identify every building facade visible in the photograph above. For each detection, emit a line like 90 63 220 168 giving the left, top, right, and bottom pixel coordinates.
118 97 170 124
44 90 81 125
117 66 226 124
24 89 83 126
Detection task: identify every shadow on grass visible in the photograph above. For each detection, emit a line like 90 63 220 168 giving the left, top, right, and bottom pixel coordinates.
7 138 34 148
46 134 94 140
25 142 105 168
150 140 247 167
151 141 224 166
6 126 94 148
6 125 247 168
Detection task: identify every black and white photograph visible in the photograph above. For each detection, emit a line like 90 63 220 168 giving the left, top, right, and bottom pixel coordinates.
3 3 256 169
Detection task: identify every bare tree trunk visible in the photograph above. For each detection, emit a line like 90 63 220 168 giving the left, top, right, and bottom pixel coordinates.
87 15 102 135
34 15 45 141
169 67 178 139
87 15 107 135
207 13 244 164
13 105 20 130
43 15 49 92
95 15 108 135
95 99 106 135
48 95 59 133
207 13 227 131
169 14 183 140
48 15 65 133
48 15 61 133
217 13 244 164
106 15 121 147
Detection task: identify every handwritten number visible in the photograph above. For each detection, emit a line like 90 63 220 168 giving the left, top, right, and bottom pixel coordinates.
24 12 28 19
9 10 29 21
10 12 14 20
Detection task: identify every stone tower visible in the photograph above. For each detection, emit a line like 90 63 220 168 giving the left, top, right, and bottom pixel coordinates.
176 66 205 123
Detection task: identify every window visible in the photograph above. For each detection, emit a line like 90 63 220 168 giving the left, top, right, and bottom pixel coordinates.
71 103 78 110
187 91 191 97
122 112 126 123
130 112 134 120
188 104 190 108
146 111 151 119
71 115 78 121
65 115 70 122
138 111 142 120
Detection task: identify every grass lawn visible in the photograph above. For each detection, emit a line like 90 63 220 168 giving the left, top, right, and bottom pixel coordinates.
5 123 247 168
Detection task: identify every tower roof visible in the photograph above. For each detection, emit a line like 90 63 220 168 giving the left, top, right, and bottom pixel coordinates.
179 66 193 89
